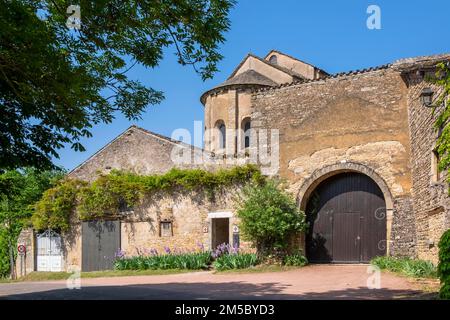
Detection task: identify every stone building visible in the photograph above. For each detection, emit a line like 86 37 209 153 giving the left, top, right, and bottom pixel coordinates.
17 50 450 274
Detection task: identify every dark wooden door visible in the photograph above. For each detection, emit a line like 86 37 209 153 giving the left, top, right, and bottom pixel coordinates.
306 172 386 263
82 220 120 271
211 218 229 249
332 212 361 263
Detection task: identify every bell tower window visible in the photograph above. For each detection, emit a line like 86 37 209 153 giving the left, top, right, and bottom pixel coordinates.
215 120 226 151
241 118 251 149
269 55 278 65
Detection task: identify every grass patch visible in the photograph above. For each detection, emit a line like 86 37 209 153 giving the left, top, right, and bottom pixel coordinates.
0 269 195 283
81 269 191 278
371 256 438 279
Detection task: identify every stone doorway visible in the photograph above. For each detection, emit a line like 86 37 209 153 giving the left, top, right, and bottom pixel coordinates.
211 218 230 250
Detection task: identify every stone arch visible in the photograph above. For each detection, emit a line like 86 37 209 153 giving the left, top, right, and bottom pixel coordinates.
297 161 394 255
297 161 393 211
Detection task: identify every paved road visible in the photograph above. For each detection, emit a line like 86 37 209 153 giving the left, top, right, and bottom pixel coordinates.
0 265 437 300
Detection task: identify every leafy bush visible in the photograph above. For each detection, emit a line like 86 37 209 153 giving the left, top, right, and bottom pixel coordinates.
438 229 450 299
283 251 308 267
33 165 263 230
0 230 9 278
371 256 437 278
32 179 85 231
213 253 259 271
236 179 307 256
114 252 212 271
0 168 64 278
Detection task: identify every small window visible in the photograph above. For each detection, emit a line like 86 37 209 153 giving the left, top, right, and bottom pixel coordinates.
242 118 251 149
431 150 441 182
219 123 226 149
269 55 278 64
215 120 226 150
160 221 173 237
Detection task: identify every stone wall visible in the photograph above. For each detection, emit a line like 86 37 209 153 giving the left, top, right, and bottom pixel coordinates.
204 89 254 154
398 55 450 264
61 187 251 272
68 125 209 182
250 67 416 256
61 124 253 272
15 228 35 277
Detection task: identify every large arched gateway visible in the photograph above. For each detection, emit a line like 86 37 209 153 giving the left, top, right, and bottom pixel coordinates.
305 172 387 263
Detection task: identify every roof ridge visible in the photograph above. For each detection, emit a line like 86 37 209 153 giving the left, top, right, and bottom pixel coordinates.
68 125 206 176
264 49 329 75
254 63 392 94
226 53 304 81
204 52 450 105
132 125 205 152
226 53 252 80
247 53 306 80
220 69 278 87
68 126 136 176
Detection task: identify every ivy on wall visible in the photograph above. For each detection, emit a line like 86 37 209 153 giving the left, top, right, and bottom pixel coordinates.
32 165 264 231
430 62 450 192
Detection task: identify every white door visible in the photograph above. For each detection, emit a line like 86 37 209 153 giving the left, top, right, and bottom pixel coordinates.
36 230 62 272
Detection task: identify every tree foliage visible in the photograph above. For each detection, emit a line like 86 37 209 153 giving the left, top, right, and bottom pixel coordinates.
33 165 263 231
0 168 63 278
0 0 235 170
236 180 307 256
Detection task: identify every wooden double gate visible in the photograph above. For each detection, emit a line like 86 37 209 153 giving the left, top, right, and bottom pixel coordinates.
306 172 387 263
82 221 120 272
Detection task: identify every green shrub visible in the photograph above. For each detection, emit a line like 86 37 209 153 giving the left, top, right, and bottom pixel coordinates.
33 165 263 230
0 168 64 278
283 251 308 267
438 229 450 299
236 179 307 257
114 252 212 271
0 231 10 278
371 256 437 278
213 253 259 271
32 179 85 231
402 259 437 278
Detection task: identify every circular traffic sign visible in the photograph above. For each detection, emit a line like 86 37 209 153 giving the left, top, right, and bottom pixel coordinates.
17 244 26 254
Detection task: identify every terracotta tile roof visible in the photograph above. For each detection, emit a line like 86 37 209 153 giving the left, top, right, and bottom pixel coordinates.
218 70 278 88
200 69 279 104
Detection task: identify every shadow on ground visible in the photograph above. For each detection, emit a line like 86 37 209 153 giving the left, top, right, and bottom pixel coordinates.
0 281 437 300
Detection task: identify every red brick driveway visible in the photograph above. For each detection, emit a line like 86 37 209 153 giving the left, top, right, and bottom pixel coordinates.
0 265 437 300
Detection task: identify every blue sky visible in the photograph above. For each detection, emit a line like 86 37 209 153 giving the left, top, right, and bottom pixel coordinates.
54 0 450 171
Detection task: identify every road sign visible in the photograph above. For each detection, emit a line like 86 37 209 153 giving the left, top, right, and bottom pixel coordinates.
17 244 26 255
